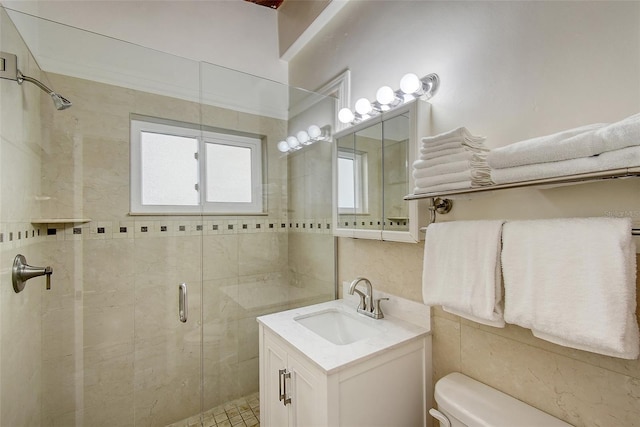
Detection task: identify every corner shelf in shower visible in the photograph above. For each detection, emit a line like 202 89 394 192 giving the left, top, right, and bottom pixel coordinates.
30 218 92 224
404 166 640 200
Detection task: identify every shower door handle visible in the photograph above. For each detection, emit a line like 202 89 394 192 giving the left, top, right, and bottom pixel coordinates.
178 283 188 323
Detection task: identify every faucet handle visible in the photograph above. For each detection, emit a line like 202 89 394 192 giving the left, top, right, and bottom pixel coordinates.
373 297 389 319
45 267 52 290
352 289 367 311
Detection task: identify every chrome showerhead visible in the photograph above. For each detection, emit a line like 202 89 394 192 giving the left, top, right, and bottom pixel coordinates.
1 52 72 110
16 69 72 111
51 92 72 110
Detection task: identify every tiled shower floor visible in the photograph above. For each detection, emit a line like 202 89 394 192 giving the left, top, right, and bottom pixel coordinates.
167 393 260 427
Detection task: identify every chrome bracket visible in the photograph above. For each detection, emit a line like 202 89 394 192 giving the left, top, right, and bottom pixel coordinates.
421 73 440 100
0 52 18 81
428 197 453 224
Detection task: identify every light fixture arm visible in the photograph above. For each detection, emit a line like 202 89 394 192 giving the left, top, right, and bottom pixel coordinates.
420 73 440 100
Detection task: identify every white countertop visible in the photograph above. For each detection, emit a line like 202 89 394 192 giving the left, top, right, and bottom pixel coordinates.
257 299 430 374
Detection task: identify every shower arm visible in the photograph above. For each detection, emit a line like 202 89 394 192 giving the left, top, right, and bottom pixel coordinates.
17 70 56 95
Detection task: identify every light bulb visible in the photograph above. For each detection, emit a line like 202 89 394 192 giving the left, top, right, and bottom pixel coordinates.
286 136 300 149
277 140 290 153
296 130 311 145
376 86 396 105
307 125 322 139
400 73 421 94
338 108 355 124
354 98 372 115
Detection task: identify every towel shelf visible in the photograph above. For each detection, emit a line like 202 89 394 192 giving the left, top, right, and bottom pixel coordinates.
405 167 640 226
404 166 640 200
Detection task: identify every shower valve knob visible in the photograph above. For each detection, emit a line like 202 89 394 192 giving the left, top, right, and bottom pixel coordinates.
12 254 53 293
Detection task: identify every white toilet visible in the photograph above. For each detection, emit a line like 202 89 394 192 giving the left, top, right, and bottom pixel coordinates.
430 373 573 427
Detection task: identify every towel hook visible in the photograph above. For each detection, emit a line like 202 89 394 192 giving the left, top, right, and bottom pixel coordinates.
428 197 453 224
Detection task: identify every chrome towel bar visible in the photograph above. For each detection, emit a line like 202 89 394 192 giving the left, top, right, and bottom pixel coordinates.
421 227 640 235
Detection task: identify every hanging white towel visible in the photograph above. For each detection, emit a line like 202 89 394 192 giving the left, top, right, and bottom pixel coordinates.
502 217 639 359
422 220 506 327
490 145 640 184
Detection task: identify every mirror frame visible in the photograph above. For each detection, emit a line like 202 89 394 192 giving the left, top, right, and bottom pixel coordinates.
333 99 431 242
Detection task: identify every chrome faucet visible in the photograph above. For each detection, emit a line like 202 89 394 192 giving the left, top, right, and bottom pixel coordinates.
348 277 388 319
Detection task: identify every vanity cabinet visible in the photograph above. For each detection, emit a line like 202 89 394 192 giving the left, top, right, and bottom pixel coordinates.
259 320 430 427
261 329 324 426
334 99 431 242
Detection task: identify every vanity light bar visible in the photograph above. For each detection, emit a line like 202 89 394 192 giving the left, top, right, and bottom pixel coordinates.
277 124 331 154
338 73 440 125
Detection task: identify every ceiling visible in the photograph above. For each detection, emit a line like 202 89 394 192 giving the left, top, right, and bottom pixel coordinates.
244 0 284 10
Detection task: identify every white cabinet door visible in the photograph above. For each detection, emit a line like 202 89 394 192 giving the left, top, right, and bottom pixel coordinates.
262 334 289 427
261 329 325 427
288 353 322 427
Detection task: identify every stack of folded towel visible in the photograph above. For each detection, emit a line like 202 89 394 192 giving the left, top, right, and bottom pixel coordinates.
412 127 493 194
488 112 640 184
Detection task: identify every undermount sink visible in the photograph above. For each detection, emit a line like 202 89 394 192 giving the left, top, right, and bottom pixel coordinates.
294 308 380 345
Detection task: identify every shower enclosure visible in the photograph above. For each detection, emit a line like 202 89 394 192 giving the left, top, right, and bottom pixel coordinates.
0 7 335 426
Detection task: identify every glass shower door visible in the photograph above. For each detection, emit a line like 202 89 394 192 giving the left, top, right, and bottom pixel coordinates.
198 63 337 424
1 7 337 427
0 8 205 426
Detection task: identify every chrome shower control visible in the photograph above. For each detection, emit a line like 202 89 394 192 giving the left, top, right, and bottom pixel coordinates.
12 254 53 293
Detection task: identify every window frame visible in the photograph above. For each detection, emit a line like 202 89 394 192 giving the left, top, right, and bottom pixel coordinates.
337 149 368 215
130 118 263 215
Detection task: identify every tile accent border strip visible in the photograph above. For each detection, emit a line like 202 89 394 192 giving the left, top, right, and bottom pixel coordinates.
0 217 333 246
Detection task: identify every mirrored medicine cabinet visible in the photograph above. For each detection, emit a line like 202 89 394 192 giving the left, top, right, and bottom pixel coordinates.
333 99 431 242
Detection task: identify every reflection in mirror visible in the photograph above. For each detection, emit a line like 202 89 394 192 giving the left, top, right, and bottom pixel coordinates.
334 99 430 242
355 122 382 230
337 132 356 229
383 112 410 232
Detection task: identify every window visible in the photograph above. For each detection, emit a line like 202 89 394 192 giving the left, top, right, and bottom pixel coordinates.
337 149 368 214
131 118 263 214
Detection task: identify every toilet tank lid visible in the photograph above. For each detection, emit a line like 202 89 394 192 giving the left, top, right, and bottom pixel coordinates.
434 373 573 427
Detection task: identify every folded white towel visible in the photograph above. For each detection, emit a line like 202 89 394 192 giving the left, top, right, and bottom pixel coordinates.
422 220 506 327
589 112 640 155
419 146 468 161
413 159 470 179
487 123 606 168
412 152 473 169
421 127 486 145
421 136 466 149
491 145 640 184
488 112 640 169
421 142 488 157
502 217 639 359
413 180 472 194
420 139 466 154
415 170 471 188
